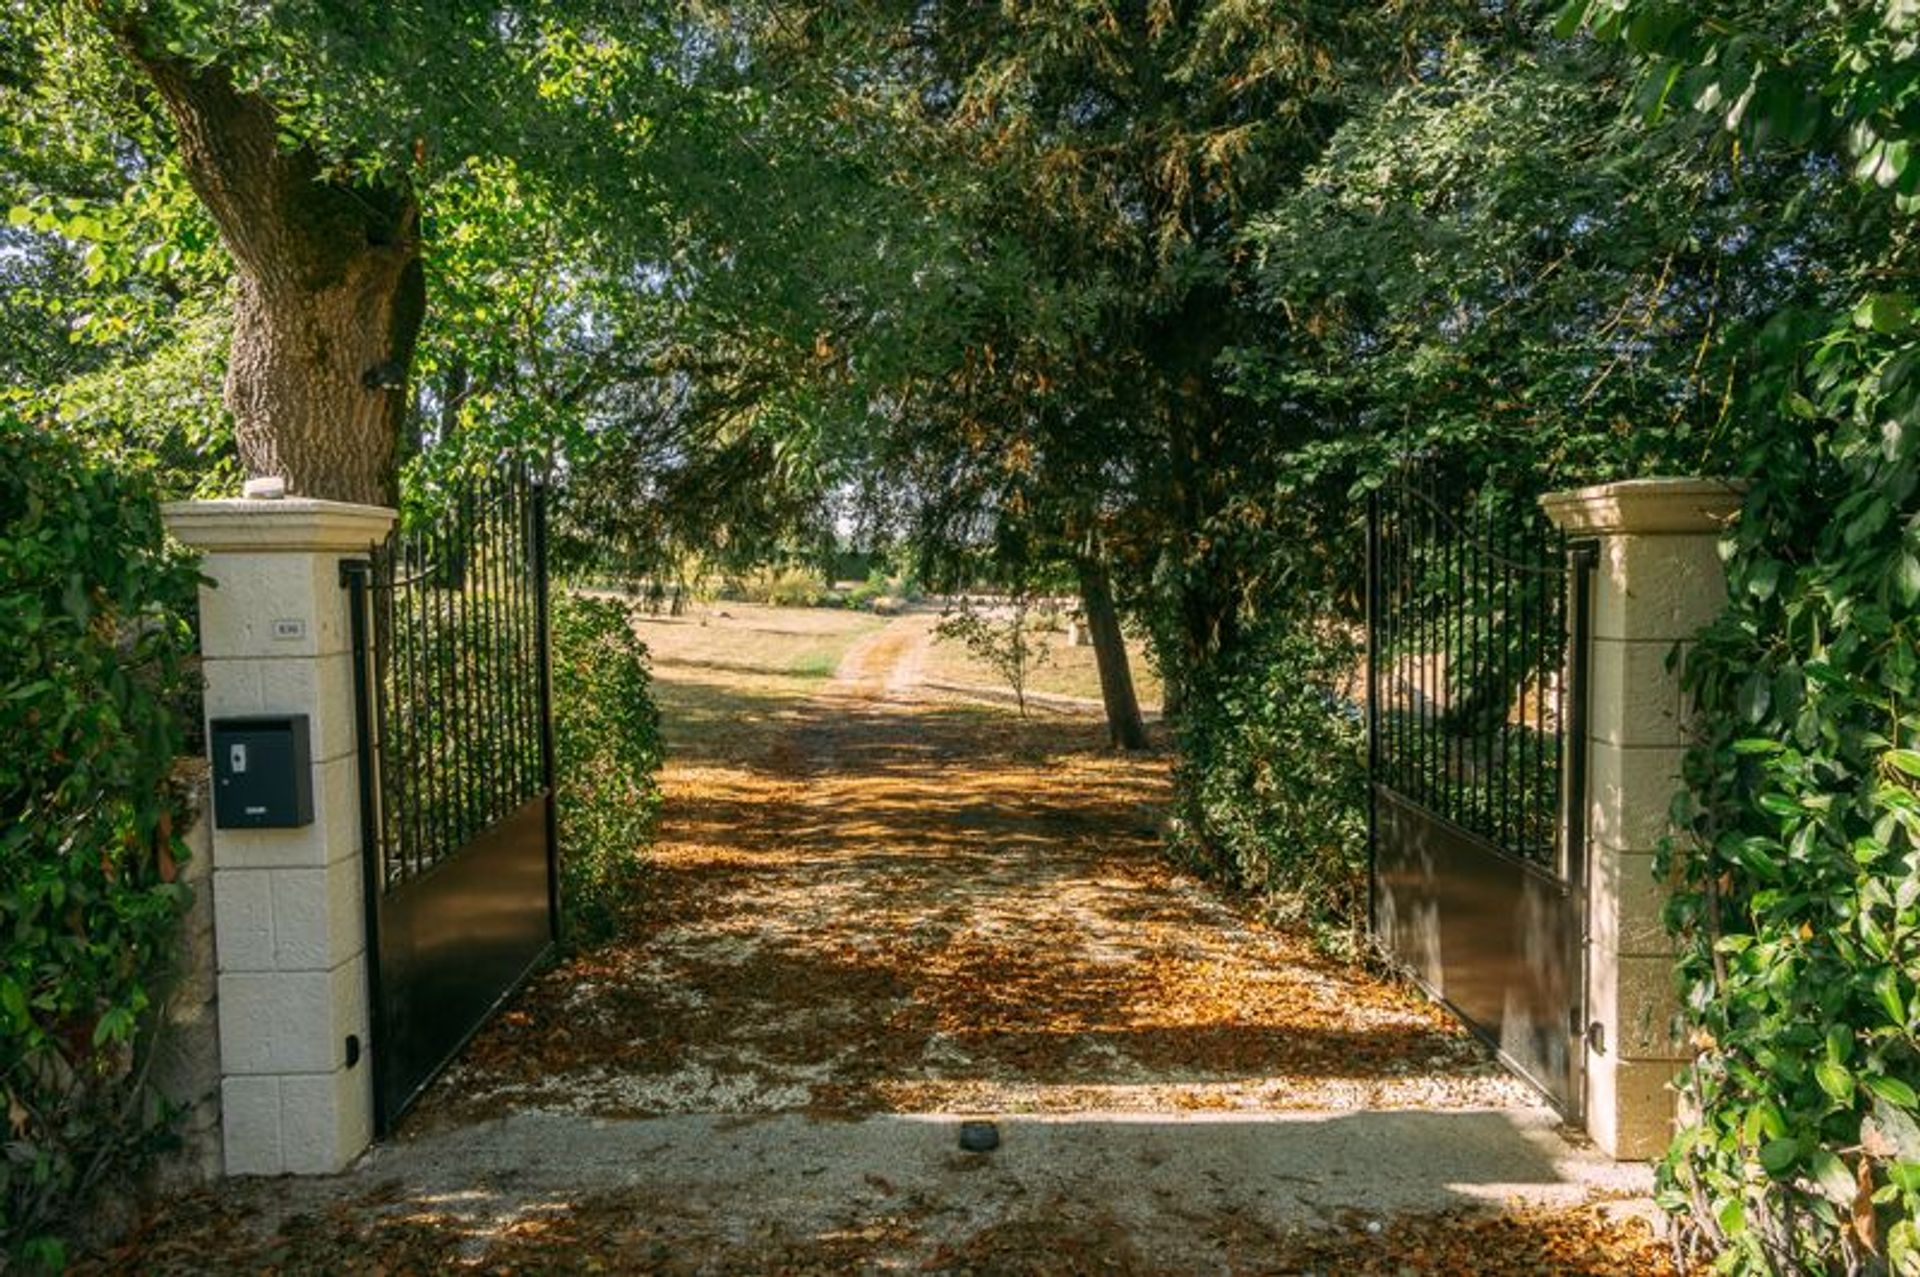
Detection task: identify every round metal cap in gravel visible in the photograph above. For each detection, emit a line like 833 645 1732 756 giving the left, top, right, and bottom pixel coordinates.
958 1120 1000 1153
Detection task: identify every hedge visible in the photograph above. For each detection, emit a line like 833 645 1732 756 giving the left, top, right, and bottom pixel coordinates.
1168 613 1369 955
0 416 201 1268
550 591 665 944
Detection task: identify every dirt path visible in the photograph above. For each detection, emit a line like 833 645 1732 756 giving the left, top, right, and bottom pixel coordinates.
92 608 1674 1275
424 611 1534 1124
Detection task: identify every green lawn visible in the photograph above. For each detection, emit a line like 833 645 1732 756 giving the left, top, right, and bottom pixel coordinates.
626 602 886 759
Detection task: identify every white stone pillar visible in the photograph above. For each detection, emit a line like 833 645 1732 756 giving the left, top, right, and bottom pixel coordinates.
163 497 395 1175
1541 478 1743 1160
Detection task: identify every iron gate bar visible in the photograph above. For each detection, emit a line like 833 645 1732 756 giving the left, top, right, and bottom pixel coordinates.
1423 467 1435 812
1366 460 1592 1118
1446 481 1459 827
1565 539 1598 1063
489 488 509 808
344 462 560 1134
1499 514 1513 853
340 554 389 1133
1522 514 1537 859
531 475 560 939
482 491 500 825
1365 488 1381 945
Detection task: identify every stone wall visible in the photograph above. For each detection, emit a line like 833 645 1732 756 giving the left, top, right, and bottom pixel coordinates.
149 768 223 1184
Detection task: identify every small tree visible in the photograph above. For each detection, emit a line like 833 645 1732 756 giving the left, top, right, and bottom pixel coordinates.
935 592 1052 718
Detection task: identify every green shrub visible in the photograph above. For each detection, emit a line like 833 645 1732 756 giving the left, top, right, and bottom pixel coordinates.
550 592 664 945
0 415 201 1268
934 596 1052 717
1168 617 1368 954
724 565 826 607
844 568 887 611
1660 361 1920 1273
847 566 924 611
765 567 825 607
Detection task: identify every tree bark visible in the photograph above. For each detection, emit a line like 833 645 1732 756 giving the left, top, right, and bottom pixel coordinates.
105 18 423 506
1077 555 1148 751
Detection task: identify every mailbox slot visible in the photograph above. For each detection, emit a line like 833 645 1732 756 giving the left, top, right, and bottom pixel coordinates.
210 715 314 829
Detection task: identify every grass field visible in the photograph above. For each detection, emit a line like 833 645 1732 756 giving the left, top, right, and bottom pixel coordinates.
625 602 886 758
621 598 1164 754
921 620 1165 711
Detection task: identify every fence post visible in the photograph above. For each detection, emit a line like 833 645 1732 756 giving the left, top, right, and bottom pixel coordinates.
1540 478 1744 1160
162 494 396 1176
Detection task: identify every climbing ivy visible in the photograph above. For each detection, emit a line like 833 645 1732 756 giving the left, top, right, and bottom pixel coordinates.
1662 306 1920 1274
0 411 201 1267
1555 1 1920 1270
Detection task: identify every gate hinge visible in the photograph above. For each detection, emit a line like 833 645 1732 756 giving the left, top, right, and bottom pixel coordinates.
1585 1020 1607 1056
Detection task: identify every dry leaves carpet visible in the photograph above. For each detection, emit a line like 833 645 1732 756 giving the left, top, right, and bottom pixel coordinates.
415 612 1523 1125
86 608 1676 1274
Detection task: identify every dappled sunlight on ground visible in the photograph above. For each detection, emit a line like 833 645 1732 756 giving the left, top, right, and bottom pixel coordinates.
85 607 1673 1274
413 607 1529 1129
88 1109 1673 1275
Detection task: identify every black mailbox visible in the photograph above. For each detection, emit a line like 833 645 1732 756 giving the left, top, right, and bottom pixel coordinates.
210 715 314 829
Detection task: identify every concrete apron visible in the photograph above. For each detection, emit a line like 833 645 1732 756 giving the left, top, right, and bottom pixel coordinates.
227 1105 1652 1261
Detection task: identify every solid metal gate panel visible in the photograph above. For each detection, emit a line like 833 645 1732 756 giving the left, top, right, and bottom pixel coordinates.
343 464 558 1133
1371 792 1583 1106
1365 463 1595 1117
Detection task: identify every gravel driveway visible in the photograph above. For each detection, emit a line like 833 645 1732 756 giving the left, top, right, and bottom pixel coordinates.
86 609 1672 1275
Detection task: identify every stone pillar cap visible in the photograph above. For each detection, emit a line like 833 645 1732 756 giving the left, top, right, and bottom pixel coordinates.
1540 478 1746 537
162 496 397 553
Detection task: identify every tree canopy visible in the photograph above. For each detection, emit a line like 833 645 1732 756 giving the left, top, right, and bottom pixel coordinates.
8 1 1920 1270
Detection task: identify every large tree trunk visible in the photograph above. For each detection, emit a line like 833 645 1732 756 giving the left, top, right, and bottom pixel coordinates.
1076 555 1148 751
107 19 423 506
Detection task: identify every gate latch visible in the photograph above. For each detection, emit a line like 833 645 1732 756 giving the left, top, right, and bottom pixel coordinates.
1585 1020 1607 1056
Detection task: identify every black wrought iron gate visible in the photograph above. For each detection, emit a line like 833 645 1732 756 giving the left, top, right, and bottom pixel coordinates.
1365 463 1595 1116
343 464 558 1133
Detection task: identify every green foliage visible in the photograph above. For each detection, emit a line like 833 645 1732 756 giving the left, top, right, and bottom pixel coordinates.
0 412 201 1266
844 568 890 612
1240 37 1856 487
13 3 1920 1268
2 7 238 498
1550 2 1920 1270
1655 289 1920 1276
550 593 664 946
839 0 1472 695
11 0 932 540
1169 614 1369 954
934 595 1053 718
721 565 829 609
1556 0 1920 202
48 304 238 498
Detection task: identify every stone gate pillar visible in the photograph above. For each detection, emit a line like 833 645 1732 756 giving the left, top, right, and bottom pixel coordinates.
1541 479 1743 1160
163 494 394 1175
